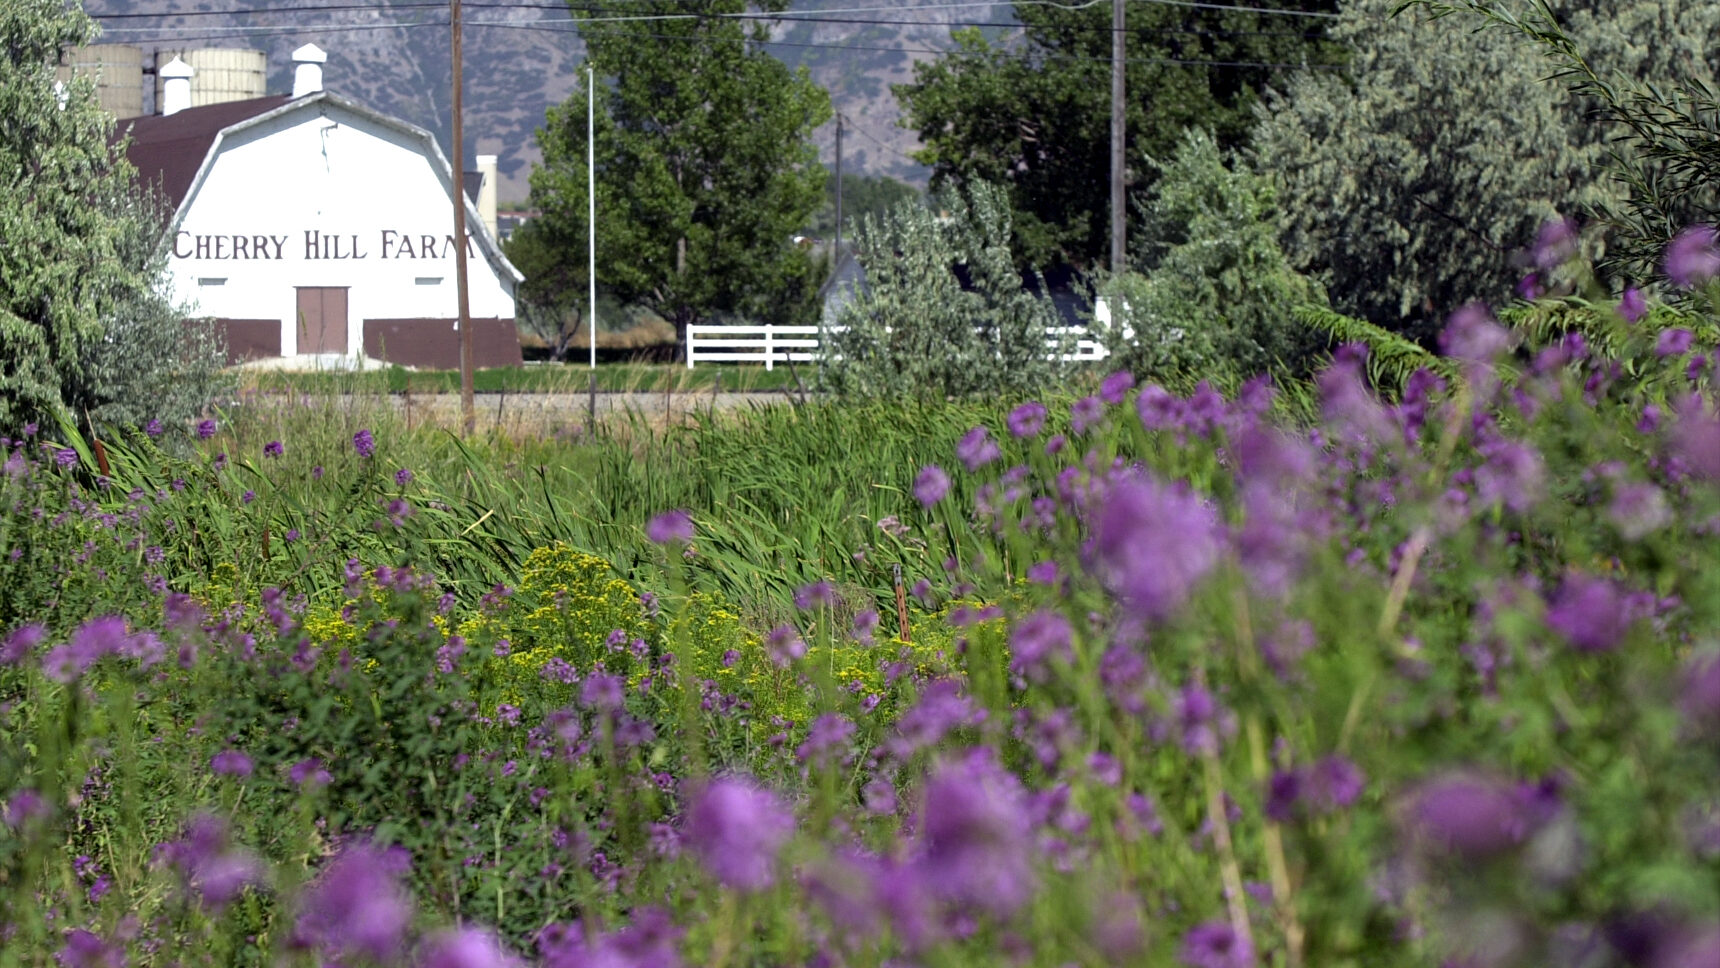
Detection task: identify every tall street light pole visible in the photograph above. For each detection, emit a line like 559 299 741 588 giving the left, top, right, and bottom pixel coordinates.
1110 0 1126 274
451 0 475 436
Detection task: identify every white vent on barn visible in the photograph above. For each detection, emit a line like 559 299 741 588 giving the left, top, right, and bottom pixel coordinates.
291 43 326 98
160 56 194 116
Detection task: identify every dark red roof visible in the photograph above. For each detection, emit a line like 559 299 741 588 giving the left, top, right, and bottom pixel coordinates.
116 96 293 210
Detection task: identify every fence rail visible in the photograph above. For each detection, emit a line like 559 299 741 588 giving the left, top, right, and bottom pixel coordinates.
686 324 1112 369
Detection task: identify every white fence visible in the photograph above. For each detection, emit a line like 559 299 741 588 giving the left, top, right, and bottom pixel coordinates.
686 324 1112 369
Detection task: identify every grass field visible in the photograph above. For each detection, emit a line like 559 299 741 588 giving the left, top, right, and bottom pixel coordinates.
1 309 1716 967
242 362 809 396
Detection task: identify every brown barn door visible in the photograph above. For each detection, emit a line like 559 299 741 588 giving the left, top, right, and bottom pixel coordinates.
295 287 349 354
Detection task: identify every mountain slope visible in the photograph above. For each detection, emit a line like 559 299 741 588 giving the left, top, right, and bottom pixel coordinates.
86 1 986 201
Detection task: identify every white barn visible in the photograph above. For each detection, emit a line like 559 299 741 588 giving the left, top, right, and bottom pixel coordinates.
119 45 523 369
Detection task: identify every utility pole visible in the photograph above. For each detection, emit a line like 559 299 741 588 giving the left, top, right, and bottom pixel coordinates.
452 0 476 437
833 113 843 264
587 63 597 424
1110 0 1125 274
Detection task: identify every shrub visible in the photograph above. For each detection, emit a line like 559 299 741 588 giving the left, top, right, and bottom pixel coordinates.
0 0 226 433
821 180 1072 400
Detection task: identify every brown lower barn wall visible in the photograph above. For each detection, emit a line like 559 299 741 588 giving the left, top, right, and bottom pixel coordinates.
214 318 282 364
362 318 522 369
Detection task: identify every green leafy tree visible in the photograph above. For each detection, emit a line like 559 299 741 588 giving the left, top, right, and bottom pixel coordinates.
1406 0 1720 284
1253 0 1720 338
531 0 833 355
0 0 224 433
807 172 920 238
1099 128 1327 389
823 181 1069 400
502 218 588 361
895 2 1343 270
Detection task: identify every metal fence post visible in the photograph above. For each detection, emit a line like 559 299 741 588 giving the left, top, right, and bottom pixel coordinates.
687 327 696 369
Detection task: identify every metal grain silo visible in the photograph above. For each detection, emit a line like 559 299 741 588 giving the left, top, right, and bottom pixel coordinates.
56 45 145 119
154 48 267 109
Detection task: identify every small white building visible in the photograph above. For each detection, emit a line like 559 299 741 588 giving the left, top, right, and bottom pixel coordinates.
120 45 523 369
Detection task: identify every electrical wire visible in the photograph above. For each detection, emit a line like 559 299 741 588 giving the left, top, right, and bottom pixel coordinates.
89 0 1342 24
468 18 1338 69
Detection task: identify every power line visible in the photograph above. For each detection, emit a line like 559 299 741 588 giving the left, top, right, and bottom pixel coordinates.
834 111 921 164
88 0 1343 24
98 20 447 37
469 18 1338 69
85 2 442 18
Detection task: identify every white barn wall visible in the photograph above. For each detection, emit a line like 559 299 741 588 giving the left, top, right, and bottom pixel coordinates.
166 99 516 358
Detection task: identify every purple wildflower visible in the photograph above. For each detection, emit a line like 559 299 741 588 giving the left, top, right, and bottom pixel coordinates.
289 758 331 788
1309 755 1366 811
1408 772 1554 857
1070 395 1104 434
1 624 44 665
1669 394 1720 480
210 750 253 778
581 672 625 712
1007 401 1047 438
1440 303 1513 362
797 713 857 765
2 790 48 829
1176 683 1227 756
683 776 794 891
1678 651 1720 736
1474 439 1546 514
1531 216 1579 269
294 842 414 962
41 615 131 683
1180 920 1253 968
158 813 264 911
645 509 694 544
955 426 1001 472
394 467 414 486
352 428 376 458
914 464 950 507
1545 576 1638 652
1665 225 1720 287
1026 560 1059 586
144 418 164 438
1618 286 1648 323
1009 610 1073 682
537 907 682 968
1609 482 1671 539
1656 328 1695 358
263 440 284 459
1089 475 1222 620
765 625 806 667
196 418 217 440
1100 370 1136 404
57 929 123 968
420 928 523 968
54 448 78 469
916 749 1035 917
793 580 835 611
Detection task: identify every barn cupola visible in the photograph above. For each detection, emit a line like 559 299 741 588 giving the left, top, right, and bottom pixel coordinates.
160 55 194 116
291 43 326 98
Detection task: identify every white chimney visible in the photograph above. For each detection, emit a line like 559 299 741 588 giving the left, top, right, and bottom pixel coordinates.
160 55 193 116
476 154 499 241
291 43 327 98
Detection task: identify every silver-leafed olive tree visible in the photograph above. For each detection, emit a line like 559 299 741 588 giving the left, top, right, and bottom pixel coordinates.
0 0 225 433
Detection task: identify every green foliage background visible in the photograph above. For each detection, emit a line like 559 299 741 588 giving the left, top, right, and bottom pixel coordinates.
822 181 1071 400
531 0 833 351
0 0 225 431
1099 128 1327 389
